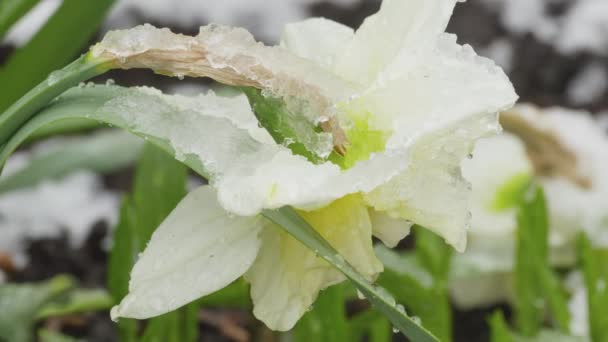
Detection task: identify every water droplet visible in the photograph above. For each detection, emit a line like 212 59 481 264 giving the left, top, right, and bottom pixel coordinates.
105 78 116 86
392 327 399 334
412 316 421 325
47 70 64 85
356 290 366 300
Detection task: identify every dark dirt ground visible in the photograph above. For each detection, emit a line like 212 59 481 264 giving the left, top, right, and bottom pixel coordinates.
1 0 606 341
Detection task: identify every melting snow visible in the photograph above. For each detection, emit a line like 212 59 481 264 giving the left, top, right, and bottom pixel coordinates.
482 0 608 55
0 142 120 269
567 62 608 105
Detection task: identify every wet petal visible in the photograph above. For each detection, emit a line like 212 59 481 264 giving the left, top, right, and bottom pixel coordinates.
281 17 354 70
92 85 409 216
246 195 382 330
334 0 457 84
357 33 517 251
369 209 413 248
111 186 262 320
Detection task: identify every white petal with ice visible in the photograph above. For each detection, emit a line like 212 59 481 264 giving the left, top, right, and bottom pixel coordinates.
111 186 263 320
94 86 411 216
245 195 382 331
334 0 457 85
369 209 413 248
281 18 354 70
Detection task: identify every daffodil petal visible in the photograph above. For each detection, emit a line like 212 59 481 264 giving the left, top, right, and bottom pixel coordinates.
110 186 262 320
245 195 382 331
94 85 410 216
356 32 516 251
369 209 413 248
334 0 457 85
281 17 354 70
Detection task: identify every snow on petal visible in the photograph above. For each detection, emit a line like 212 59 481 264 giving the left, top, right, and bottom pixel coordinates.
111 186 262 320
281 17 354 70
92 85 409 216
245 194 382 331
333 0 457 85
91 24 357 126
357 33 516 251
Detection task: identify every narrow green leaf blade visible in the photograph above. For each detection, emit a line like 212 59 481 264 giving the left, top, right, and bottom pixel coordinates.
0 276 74 342
294 284 350 342
36 289 113 319
488 311 514 342
0 0 114 112
131 143 188 246
577 233 608 342
0 130 142 193
514 186 570 335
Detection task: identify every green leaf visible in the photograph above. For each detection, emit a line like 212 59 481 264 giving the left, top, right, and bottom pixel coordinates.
26 118 103 143
369 315 392 342
107 197 138 342
492 173 532 211
514 186 570 336
131 143 188 246
489 311 515 342
0 276 74 342
242 87 330 164
376 239 452 342
36 288 113 319
0 0 40 39
415 226 453 282
0 130 142 193
0 0 114 113
196 278 251 309
38 329 80 342
262 207 439 342
577 233 608 342
0 55 109 148
294 283 350 342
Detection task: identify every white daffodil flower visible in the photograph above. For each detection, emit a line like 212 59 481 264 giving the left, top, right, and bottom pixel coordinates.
452 104 608 309
99 0 516 330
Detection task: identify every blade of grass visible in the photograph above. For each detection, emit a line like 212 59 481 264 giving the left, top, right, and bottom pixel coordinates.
514 186 570 335
0 0 115 113
577 233 608 342
0 55 110 148
0 130 142 193
36 289 113 319
294 283 350 342
488 311 514 342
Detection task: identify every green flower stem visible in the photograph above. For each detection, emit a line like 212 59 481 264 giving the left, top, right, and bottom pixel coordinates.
0 53 111 146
